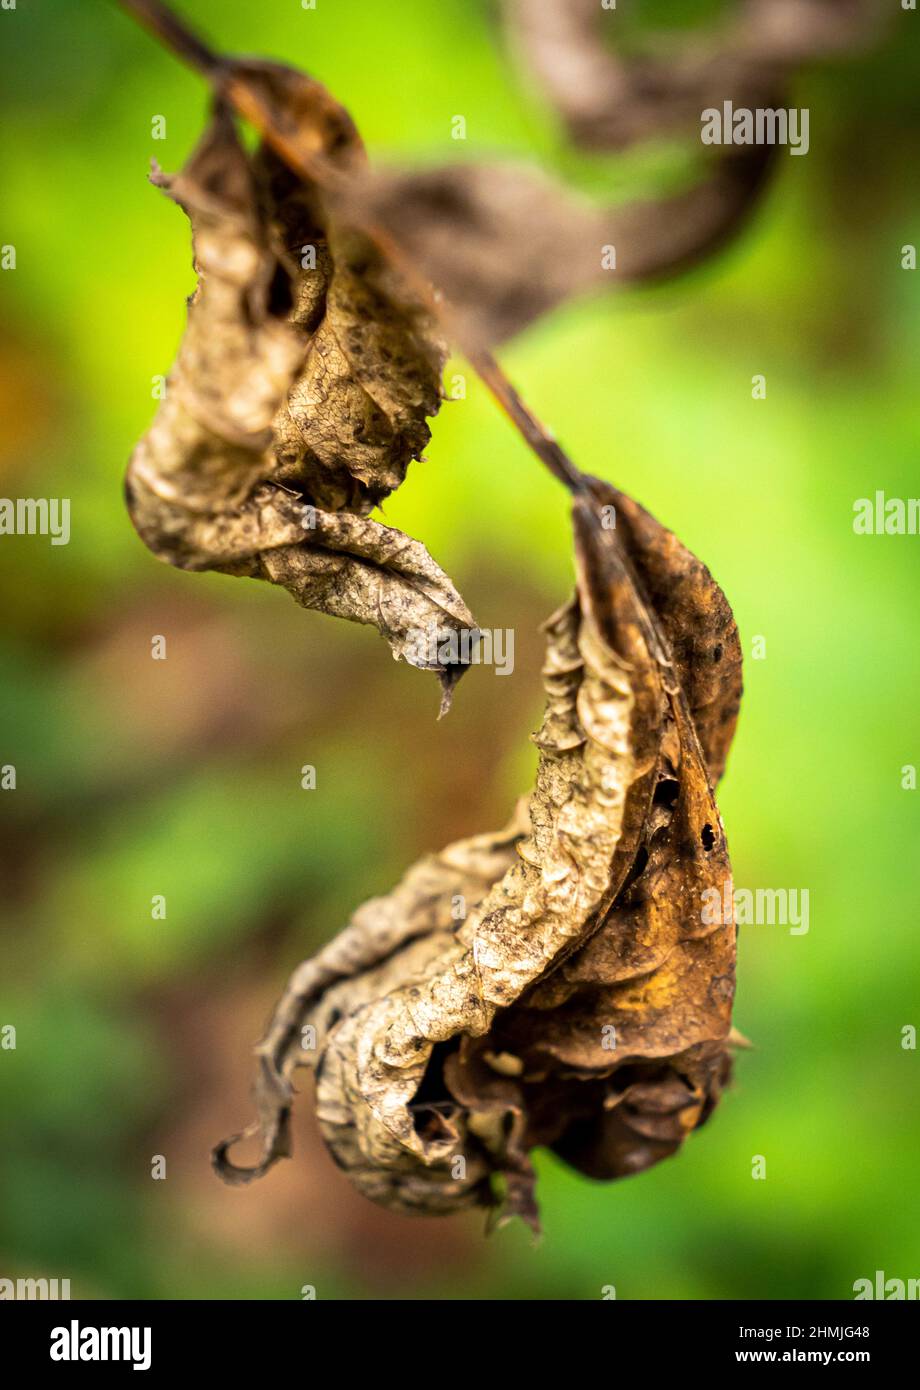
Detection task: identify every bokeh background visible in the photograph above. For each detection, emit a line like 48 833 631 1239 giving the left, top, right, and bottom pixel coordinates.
1 0 919 1300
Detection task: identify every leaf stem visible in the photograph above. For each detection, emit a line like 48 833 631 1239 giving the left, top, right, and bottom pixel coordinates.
116 0 223 77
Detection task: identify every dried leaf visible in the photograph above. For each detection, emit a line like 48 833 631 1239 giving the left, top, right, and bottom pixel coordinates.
212 800 531 1188
215 482 743 1229
126 70 474 708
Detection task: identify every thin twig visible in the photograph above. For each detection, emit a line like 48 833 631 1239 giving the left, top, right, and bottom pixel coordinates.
116 0 223 76
467 349 585 492
115 0 587 496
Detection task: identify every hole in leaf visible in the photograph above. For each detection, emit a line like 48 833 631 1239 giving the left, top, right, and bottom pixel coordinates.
266 261 294 317
653 777 679 809
624 844 650 889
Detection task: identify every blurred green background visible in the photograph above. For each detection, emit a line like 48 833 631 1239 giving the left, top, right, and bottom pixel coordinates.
1 0 918 1300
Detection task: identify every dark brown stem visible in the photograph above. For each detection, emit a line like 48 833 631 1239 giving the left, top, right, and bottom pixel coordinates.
467 349 585 494
116 0 223 77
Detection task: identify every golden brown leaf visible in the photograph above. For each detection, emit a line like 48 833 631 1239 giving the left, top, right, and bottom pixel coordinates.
215 482 743 1229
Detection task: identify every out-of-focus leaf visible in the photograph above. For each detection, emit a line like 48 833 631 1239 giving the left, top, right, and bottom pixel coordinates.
503 0 882 151
328 0 882 348
342 151 775 351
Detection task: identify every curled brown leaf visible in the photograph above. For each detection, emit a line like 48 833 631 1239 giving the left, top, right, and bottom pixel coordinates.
126 70 474 709
215 482 743 1229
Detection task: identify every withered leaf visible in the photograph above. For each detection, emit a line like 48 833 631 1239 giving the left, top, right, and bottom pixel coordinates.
126 68 475 709
215 481 743 1229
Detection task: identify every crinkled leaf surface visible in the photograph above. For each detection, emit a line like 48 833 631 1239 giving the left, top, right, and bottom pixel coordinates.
126 69 474 711
215 484 743 1229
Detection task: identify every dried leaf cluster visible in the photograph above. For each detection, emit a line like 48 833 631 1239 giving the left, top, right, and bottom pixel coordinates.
121 0 880 1226
127 2 879 701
